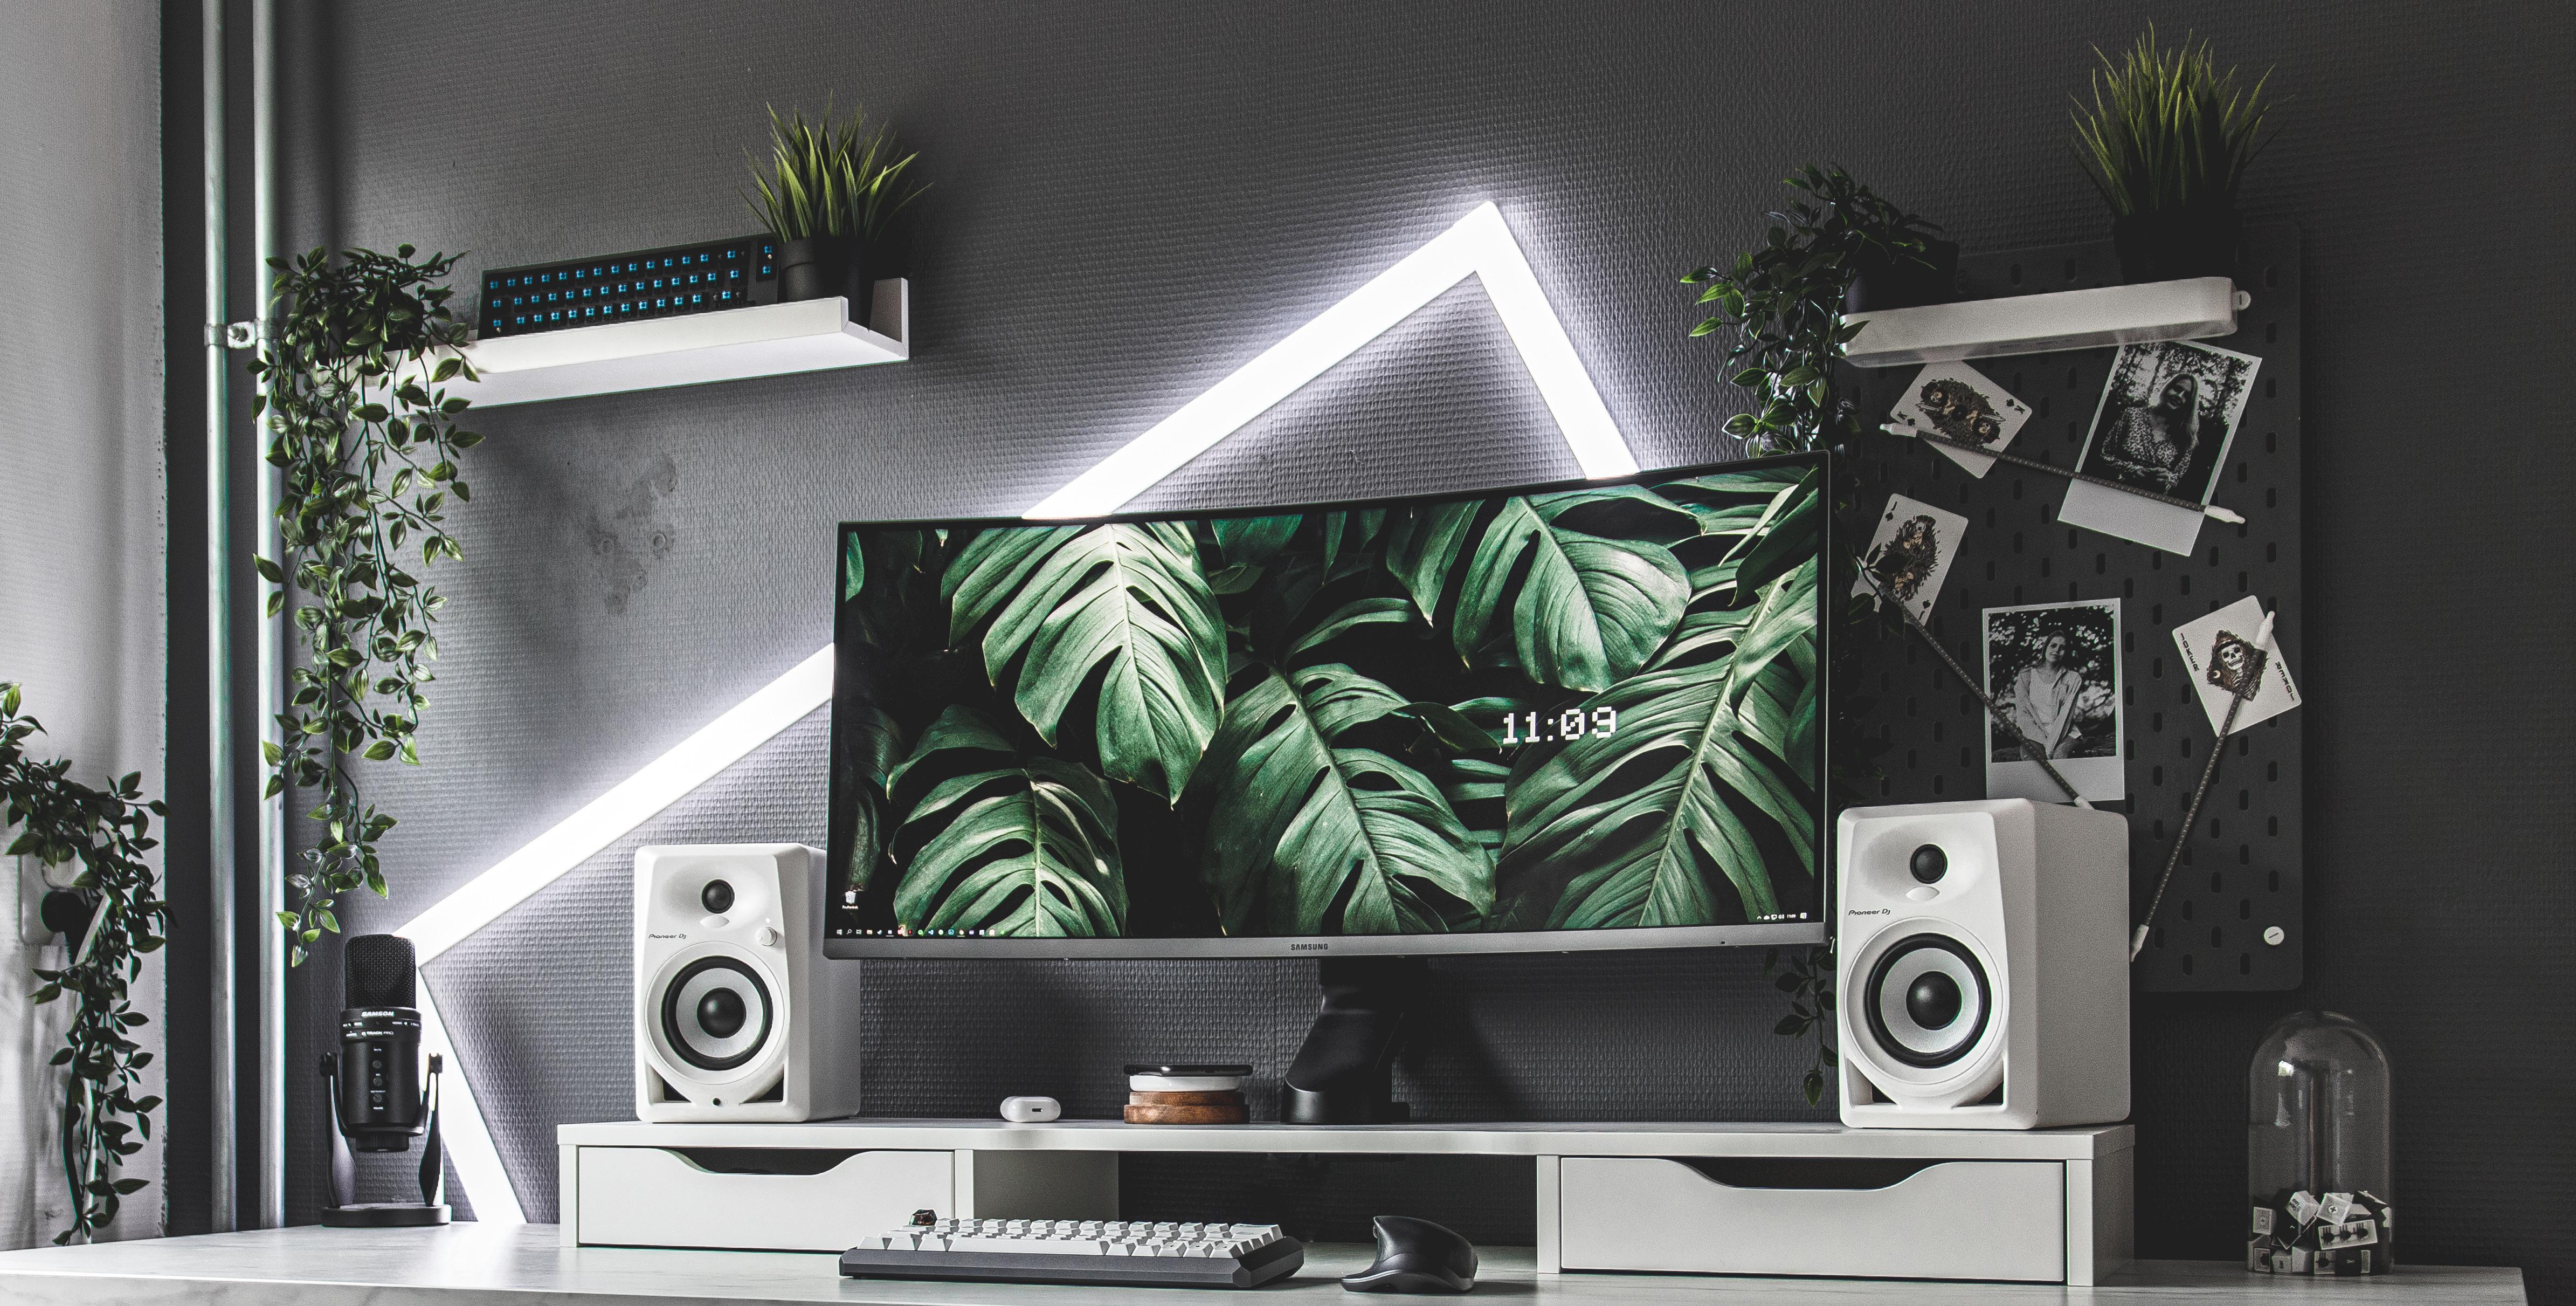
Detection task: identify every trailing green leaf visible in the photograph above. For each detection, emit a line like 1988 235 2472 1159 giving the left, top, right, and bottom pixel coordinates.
1 684 165 1243
887 707 1126 937
1681 166 1937 453
249 243 477 964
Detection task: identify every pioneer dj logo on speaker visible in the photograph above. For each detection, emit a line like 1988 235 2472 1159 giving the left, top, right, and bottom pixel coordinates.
648 932 687 940
1847 908 1891 917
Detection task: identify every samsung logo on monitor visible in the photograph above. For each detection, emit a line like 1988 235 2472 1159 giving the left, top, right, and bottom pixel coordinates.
1289 943 1331 952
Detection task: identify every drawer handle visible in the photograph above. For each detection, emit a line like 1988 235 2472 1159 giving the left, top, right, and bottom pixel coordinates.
1670 1158 1947 1191
669 1147 864 1176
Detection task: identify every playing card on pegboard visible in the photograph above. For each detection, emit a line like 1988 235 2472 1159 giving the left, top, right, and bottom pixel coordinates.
1841 224 2303 992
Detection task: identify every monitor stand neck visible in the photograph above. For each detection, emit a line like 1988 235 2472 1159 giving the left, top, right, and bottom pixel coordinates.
1281 956 1422 1125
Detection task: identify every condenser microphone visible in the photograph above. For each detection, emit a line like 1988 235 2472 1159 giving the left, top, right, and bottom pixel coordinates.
337 934 427 1152
320 933 451 1225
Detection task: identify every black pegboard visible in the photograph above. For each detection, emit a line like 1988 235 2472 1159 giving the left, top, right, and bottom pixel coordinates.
1844 224 2303 993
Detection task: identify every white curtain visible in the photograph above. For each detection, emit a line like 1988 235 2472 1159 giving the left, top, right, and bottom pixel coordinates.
0 0 168 1247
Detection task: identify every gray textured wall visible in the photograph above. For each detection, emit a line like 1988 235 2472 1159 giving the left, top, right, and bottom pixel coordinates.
269 1 2575 1296
0 0 166 1246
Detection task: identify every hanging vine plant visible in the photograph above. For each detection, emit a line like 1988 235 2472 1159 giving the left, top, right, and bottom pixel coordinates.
1 683 167 1243
248 244 481 964
1682 164 1940 453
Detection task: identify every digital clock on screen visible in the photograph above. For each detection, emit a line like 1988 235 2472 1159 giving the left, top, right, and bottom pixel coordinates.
1500 707 1617 745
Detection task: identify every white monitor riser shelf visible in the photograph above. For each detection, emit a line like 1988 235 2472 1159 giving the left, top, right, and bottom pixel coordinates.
558 1117 2132 1287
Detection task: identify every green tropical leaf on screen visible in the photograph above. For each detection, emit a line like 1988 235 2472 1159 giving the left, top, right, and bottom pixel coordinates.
1213 515 1301 567
1448 493 1691 692
1494 554 1820 930
887 706 1127 937
1190 661 1493 936
1658 466 1822 607
841 528 942 649
1382 500 1480 623
943 522 1227 802
830 701 904 892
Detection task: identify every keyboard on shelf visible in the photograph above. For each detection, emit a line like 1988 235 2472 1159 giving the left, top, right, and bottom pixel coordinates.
475 233 778 340
839 1217 1305 1289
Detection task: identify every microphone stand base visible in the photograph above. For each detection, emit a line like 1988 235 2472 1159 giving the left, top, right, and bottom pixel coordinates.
320 1203 451 1228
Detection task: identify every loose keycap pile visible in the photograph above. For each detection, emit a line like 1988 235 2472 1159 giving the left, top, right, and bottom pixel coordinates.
2248 1188 2393 1275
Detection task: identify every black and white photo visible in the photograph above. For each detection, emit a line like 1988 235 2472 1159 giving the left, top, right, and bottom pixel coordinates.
1984 597 2125 803
2074 339 2260 504
1889 360 2032 478
1851 492 1967 622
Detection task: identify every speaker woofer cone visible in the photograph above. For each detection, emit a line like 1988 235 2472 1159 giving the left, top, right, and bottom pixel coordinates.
660 956 774 1071
1862 933 1991 1069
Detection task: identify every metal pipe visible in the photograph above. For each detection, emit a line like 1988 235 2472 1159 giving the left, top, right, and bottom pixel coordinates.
250 0 286 1232
201 0 238 1236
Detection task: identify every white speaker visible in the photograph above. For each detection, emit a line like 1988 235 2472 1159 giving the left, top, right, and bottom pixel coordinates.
634 844 862 1122
1836 799 2129 1130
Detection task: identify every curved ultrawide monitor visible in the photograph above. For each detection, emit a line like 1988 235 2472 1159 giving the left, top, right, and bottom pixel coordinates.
823 451 1829 958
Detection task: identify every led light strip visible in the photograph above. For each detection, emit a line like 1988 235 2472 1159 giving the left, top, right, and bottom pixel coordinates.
398 202 1634 1223
1029 202 1632 518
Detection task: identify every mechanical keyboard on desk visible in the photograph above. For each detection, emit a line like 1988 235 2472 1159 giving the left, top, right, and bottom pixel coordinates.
839 1218 1305 1289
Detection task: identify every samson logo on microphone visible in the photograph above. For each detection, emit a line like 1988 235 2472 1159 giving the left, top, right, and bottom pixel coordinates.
337 934 430 1154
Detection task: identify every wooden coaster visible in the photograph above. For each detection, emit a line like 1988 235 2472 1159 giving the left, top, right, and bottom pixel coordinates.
1122 1102 1248 1125
1128 1090 1239 1106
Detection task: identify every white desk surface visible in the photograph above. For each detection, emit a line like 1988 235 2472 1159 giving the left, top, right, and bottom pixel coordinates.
558 1117 2135 1160
0 1225 2525 1305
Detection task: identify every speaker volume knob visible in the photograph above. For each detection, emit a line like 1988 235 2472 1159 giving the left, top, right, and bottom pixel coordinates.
756 926 780 947
1909 844 1947 884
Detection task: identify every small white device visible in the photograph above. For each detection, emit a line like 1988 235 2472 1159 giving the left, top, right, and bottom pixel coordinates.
634 844 862 1122
1837 799 2130 1129
998 1096 1061 1123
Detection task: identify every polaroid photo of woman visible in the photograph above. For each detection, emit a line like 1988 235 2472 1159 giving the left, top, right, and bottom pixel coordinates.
1983 597 2125 803
2059 338 2262 556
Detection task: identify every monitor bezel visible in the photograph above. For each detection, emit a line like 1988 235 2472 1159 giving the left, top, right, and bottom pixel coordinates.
823 449 1832 960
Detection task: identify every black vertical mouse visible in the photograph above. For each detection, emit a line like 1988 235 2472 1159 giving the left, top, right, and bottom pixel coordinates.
1341 1215 1477 1294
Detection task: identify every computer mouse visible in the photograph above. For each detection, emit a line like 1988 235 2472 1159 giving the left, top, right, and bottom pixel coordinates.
1339 1215 1477 1294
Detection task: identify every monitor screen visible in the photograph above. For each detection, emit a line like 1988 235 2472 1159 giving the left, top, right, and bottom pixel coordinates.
824 452 1828 958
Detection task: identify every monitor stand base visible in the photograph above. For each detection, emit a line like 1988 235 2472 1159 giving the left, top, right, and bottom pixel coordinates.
1281 956 1422 1125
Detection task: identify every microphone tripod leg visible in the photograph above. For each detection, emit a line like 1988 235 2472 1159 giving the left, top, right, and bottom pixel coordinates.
321 1053 355 1212
418 1054 445 1208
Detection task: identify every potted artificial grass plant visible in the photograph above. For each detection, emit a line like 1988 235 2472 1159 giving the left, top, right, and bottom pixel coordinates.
2072 27 2281 284
745 100 924 324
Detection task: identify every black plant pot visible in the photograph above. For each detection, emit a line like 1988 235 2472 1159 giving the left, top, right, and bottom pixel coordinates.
777 235 874 327
2111 207 2241 284
1844 238 1961 313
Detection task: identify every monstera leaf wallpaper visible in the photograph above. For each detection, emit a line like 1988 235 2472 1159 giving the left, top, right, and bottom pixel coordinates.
828 462 1824 940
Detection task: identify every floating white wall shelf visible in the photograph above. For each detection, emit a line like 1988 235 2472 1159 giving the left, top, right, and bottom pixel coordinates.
440 279 909 408
1843 276 2240 368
